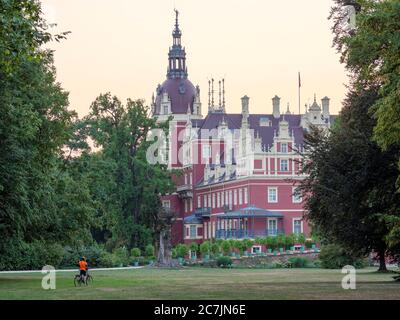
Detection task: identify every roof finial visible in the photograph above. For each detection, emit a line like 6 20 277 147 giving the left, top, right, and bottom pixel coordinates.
208 79 211 108
222 79 225 109
211 78 215 107
314 93 316 103
174 8 179 29
218 80 222 106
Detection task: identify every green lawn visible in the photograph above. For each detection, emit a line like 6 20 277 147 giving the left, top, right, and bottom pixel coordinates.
0 267 399 300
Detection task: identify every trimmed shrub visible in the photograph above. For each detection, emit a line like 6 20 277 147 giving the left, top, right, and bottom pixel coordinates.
145 244 155 257
131 248 141 258
199 241 211 256
176 244 188 258
217 256 232 268
210 242 220 255
99 252 114 268
319 244 366 269
112 247 129 267
221 240 231 255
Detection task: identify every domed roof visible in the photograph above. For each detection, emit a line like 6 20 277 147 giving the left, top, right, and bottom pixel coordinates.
154 78 196 115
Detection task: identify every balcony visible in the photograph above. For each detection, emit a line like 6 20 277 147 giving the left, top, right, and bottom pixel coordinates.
176 184 193 198
215 229 284 239
194 207 211 218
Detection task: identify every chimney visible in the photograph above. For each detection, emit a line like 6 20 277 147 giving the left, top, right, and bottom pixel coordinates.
241 95 249 114
321 96 330 119
272 95 280 119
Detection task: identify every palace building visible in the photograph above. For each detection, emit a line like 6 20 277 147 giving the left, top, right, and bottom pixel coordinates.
151 11 336 245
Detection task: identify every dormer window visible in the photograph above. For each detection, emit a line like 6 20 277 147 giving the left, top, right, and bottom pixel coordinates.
260 117 271 127
281 143 288 153
163 104 169 115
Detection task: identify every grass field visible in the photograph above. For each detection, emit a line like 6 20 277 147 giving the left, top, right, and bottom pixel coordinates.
0 267 399 300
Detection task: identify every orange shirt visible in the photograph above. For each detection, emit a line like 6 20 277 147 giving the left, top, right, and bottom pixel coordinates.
79 261 88 271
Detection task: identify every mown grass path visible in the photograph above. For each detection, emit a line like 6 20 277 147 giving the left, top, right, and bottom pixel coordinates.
0 267 399 300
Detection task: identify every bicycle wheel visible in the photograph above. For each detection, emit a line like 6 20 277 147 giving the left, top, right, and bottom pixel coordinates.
74 275 81 287
85 274 93 285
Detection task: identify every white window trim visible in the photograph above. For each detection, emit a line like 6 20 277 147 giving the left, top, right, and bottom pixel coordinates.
292 187 302 203
251 246 262 254
292 218 303 234
268 187 278 203
280 159 289 172
162 200 171 209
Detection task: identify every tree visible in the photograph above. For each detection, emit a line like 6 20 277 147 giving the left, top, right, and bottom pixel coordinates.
83 93 175 250
0 0 87 269
329 0 400 253
299 87 400 271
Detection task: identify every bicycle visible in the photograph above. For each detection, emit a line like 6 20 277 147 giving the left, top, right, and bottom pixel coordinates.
74 271 93 287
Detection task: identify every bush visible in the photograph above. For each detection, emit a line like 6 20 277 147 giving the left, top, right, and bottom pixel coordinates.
99 252 114 268
199 241 211 255
221 240 231 255
217 256 232 268
266 236 277 250
288 257 310 268
210 242 220 255
145 244 155 257
319 244 366 269
131 248 141 258
305 240 314 249
175 244 188 258
60 244 109 268
112 246 129 267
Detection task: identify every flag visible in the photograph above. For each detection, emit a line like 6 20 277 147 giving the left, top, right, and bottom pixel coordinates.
298 72 301 88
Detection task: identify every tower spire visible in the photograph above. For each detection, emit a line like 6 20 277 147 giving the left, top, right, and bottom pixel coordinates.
167 10 187 79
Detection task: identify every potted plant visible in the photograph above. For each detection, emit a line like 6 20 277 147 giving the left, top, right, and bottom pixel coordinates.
242 239 253 256
210 242 220 258
189 242 198 260
176 244 188 264
145 244 155 264
277 234 286 253
200 241 211 260
130 247 141 267
221 240 231 256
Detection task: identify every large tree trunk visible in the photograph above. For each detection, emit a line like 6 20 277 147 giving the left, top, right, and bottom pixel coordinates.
377 248 387 272
156 229 178 267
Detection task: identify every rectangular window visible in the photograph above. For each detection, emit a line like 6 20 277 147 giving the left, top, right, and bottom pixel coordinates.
197 196 201 209
163 105 169 115
217 192 221 208
252 246 262 254
204 195 207 207
184 173 187 185
225 191 229 206
190 225 197 238
281 143 288 153
208 194 211 208
189 173 192 185
244 188 248 204
162 200 170 209
208 222 212 239
189 199 193 211
292 187 302 203
233 189 238 205
202 144 211 158
268 187 278 203
221 191 224 206
280 159 289 172
184 199 188 213
239 189 243 205
212 193 216 208
293 219 303 234
268 219 278 236
229 190 233 209
212 221 216 238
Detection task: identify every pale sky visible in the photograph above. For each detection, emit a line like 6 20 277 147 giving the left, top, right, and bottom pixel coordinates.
41 0 348 117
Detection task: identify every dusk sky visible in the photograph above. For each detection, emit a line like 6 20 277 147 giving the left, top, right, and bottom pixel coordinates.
42 0 348 117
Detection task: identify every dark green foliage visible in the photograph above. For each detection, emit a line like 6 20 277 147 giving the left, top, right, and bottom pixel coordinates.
216 256 232 268
287 257 310 268
299 87 400 271
319 244 366 269
145 244 155 257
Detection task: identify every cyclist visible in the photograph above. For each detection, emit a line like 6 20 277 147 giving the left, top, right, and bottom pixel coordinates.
78 257 88 281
